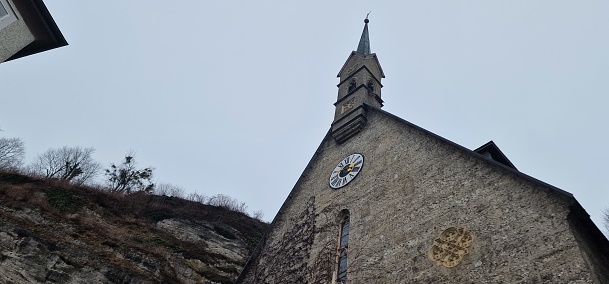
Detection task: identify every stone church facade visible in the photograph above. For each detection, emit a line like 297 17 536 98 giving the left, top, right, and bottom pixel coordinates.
236 19 609 284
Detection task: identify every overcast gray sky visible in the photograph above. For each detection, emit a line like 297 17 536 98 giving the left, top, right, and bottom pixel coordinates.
1 1 608 228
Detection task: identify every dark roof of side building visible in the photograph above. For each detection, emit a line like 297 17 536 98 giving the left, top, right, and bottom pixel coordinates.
5 0 67 62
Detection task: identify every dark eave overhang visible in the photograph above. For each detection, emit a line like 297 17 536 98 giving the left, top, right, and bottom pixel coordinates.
6 0 67 62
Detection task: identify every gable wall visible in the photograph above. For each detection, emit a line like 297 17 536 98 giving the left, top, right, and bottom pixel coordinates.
239 109 601 283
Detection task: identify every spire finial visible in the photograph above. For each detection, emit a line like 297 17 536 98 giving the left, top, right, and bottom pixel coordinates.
356 13 371 55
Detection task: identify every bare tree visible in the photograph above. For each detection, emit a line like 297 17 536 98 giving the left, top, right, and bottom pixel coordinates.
152 184 170 196
29 146 100 185
0 137 25 170
252 210 265 221
105 153 154 194
154 183 185 198
186 192 207 204
207 194 248 214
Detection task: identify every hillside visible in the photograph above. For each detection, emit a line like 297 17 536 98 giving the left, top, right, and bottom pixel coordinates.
0 171 268 284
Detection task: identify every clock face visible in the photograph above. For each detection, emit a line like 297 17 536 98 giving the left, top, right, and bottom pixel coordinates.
329 153 364 189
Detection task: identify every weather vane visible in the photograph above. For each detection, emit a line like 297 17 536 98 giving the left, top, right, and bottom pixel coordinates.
365 11 371 23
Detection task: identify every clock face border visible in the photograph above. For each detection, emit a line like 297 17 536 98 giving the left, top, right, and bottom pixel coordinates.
329 153 364 189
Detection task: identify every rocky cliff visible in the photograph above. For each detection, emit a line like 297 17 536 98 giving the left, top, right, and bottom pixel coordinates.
0 172 267 284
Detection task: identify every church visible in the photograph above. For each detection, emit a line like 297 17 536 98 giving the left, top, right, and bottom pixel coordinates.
236 19 609 283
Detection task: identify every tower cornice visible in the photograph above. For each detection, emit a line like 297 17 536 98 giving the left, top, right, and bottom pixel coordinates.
336 65 385 88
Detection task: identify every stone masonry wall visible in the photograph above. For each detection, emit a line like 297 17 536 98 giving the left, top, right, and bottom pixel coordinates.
239 108 604 283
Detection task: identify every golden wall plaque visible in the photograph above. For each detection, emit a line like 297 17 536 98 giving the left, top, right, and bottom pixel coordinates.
428 227 474 268
340 99 355 114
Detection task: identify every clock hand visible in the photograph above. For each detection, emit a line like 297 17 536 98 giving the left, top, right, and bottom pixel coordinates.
347 163 355 171
335 163 355 173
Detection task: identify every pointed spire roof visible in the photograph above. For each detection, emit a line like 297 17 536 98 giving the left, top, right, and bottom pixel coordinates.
356 17 371 56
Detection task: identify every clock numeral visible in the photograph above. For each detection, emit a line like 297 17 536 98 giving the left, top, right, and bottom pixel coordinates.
331 178 340 188
345 156 351 163
331 175 339 183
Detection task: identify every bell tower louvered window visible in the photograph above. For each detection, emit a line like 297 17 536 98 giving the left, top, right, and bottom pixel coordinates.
367 80 374 93
348 78 357 94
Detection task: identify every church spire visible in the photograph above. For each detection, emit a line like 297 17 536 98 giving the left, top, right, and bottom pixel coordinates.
356 16 371 56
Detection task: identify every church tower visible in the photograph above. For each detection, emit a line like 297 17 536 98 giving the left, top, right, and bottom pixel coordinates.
236 19 609 284
332 17 385 143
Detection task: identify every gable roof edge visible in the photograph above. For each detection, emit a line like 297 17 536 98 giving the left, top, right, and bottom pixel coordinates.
366 105 574 199
235 129 334 282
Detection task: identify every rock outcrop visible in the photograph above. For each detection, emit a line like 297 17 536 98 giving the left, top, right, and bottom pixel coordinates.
0 172 267 283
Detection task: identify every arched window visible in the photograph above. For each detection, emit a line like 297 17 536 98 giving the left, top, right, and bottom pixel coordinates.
336 211 350 283
348 79 357 93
